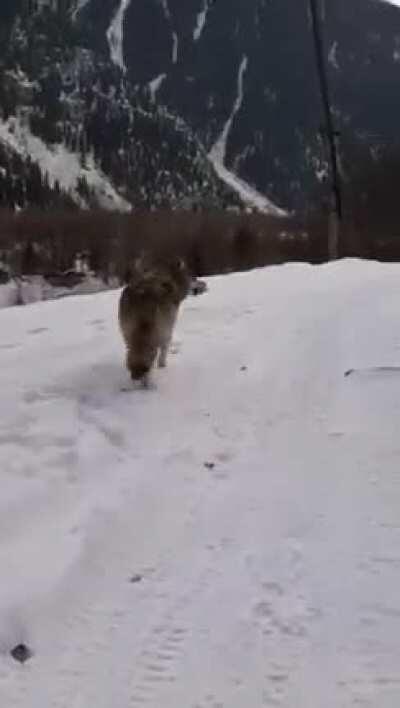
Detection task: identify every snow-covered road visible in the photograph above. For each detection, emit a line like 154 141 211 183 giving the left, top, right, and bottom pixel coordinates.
1 260 400 706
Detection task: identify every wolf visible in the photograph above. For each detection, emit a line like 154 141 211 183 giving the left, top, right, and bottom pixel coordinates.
118 255 191 386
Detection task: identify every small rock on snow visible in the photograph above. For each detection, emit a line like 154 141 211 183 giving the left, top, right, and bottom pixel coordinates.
129 574 143 584
10 644 33 664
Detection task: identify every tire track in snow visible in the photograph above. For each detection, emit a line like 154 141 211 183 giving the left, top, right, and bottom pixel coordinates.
129 560 219 705
0 367 135 656
247 539 322 707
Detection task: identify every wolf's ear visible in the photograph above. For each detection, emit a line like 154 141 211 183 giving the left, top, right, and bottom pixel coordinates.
133 255 144 272
175 257 186 271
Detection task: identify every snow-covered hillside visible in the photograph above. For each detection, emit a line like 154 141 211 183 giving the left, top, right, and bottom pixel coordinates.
1 261 400 706
3 0 400 212
0 4 244 212
0 117 131 212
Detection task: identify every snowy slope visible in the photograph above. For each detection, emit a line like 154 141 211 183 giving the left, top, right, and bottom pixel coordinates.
0 117 131 212
107 0 132 73
2 261 400 706
208 57 286 216
193 0 212 42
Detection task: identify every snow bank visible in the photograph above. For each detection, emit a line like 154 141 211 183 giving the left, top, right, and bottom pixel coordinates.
0 281 19 308
0 276 206 311
0 276 46 308
0 275 119 310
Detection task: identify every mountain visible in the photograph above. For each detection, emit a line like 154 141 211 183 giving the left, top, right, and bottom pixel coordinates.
0 0 400 213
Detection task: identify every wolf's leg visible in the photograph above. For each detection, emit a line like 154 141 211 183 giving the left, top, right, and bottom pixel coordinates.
158 345 168 368
158 307 178 368
142 371 156 389
157 325 175 367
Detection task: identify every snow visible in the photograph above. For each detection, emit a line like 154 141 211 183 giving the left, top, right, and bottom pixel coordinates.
211 55 248 165
0 275 118 311
148 73 167 102
209 57 286 216
157 0 178 64
193 0 211 42
106 0 132 74
160 0 172 21
172 31 179 64
328 41 339 70
210 157 286 215
0 116 131 212
71 0 92 20
2 259 400 705
0 278 43 308
0 281 19 308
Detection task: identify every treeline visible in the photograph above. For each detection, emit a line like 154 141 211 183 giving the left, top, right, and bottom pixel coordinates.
1 204 397 287
0 208 328 282
0 6 240 212
0 142 77 211
3 134 400 286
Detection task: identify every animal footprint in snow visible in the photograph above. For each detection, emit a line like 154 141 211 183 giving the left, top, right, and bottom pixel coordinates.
130 623 188 702
129 574 143 584
253 582 318 640
254 601 274 620
0 343 20 351
27 327 49 336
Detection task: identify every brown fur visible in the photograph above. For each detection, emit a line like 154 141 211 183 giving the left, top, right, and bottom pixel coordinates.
118 256 191 385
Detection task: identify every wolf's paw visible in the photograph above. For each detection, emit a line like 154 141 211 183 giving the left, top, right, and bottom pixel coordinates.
142 374 157 390
120 384 134 393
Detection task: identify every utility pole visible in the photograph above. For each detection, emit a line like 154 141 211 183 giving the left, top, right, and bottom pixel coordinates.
308 0 342 260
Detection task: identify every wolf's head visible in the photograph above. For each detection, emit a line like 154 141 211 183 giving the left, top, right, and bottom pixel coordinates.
162 256 191 303
128 254 191 306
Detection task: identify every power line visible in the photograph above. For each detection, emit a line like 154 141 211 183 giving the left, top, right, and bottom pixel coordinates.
308 0 342 257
